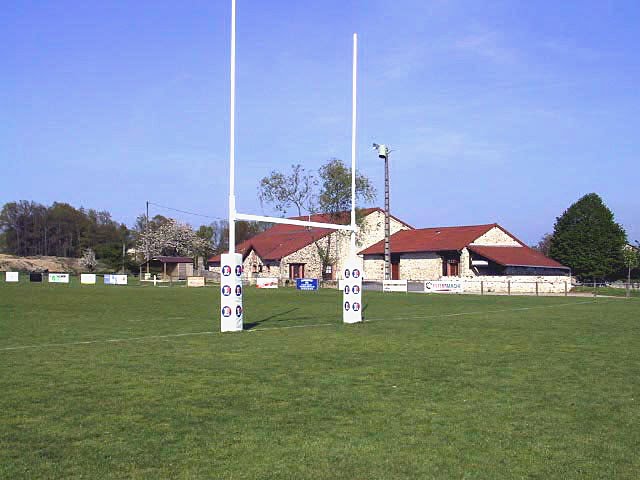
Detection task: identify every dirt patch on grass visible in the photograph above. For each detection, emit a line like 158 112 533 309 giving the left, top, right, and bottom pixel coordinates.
0 254 84 273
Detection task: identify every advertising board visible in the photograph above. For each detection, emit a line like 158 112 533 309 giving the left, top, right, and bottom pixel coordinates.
383 280 408 293
5 272 19 282
104 274 128 285
187 276 205 287
296 278 319 291
30 273 43 282
256 277 279 288
424 280 463 293
80 274 97 284
49 273 70 284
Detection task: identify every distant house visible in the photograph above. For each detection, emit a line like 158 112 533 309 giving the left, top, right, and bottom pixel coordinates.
144 256 194 280
360 223 569 281
209 208 413 281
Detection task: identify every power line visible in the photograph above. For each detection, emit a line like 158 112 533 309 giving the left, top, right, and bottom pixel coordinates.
147 202 226 221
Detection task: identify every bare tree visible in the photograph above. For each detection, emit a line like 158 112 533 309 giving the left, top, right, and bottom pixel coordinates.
258 164 317 216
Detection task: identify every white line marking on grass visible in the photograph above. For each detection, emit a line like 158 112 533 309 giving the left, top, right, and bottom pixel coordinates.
0 331 215 352
363 299 598 323
0 299 614 352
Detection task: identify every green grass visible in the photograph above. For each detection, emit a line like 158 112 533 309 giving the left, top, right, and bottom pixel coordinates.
573 285 640 298
1 283 639 479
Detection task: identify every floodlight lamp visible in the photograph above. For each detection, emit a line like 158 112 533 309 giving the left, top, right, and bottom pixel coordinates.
373 143 389 159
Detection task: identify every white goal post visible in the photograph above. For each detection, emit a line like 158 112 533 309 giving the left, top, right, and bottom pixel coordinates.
221 0 361 332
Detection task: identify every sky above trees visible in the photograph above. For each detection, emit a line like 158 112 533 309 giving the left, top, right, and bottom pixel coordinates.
1 1 638 244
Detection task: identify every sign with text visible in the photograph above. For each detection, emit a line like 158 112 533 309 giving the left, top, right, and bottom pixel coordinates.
425 280 463 293
80 274 97 284
342 257 363 324
296 278 319 291
187 276 205 287
383 280 408 293
220 253 243 332
257 277 279 289
104 274 128 285
49 273 70 284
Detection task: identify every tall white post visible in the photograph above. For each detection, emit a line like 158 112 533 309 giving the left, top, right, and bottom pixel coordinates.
222 0 243 332
343 33 362 325
350 33 358 254
228 0 237 253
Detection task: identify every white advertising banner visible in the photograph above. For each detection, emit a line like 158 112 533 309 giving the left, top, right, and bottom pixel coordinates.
220 253 243 332
187 276 205 287
80 274 96 284
104 274 128 285
383 280 408 292
256 277 278 289
49 273 70 284
425 280 464 293
342 257 363 324
5 272 19 282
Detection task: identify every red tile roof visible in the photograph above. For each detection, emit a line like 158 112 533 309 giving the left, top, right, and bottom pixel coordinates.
209 208 408 264
359 224 499 255
468 246 567 269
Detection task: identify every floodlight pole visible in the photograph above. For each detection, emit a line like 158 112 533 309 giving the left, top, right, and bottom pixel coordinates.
350 33 358 254
373 144 391 280
228 0 237 254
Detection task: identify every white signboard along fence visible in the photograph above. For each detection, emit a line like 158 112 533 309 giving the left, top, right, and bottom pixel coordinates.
187 276 205 287
48 273 70 284
104 274 128 285
257 277 279 289
80 274 97 285
5 272 19 282
424 280 464 294
383 280 408 293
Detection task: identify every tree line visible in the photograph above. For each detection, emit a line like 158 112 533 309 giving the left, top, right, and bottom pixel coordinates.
0 201 268 271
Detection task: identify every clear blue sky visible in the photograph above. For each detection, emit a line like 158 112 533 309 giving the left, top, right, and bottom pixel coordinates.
2 0 639 245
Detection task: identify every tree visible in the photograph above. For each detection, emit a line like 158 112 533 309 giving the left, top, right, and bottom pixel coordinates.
258 164 317 216
80 248 97 271
317 158 376 218
548 193 627 281
135 218 209 261
532 233 553 256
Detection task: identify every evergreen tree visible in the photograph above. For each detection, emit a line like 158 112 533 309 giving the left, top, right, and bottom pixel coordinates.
548 193 627 280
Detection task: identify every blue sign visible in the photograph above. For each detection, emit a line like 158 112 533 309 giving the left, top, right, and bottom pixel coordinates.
296 278 319 291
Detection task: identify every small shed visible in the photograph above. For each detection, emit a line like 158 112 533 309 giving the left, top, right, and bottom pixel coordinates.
145 256 194 280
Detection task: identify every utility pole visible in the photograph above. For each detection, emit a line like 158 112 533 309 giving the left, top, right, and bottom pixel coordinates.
145 201 150 275
373 143 391 280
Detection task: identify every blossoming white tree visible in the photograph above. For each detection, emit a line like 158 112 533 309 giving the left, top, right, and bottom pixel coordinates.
136 219 209 261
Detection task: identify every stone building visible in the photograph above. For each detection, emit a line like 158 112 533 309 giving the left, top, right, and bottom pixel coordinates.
360 223 570 292
208 208 412 282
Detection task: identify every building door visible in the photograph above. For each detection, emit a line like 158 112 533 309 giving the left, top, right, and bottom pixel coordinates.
446 260 459 277
391 255 400 280
289 263 305 279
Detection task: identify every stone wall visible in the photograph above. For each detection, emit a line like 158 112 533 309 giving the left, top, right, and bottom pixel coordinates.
282 234 337 280
458 275 570 294
399 252 442 280
471 226 522 246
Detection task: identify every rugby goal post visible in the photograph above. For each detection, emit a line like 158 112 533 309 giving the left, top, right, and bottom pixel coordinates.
221 0 362 332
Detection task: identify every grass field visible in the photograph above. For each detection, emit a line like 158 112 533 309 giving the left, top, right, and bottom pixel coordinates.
1 282 639 479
